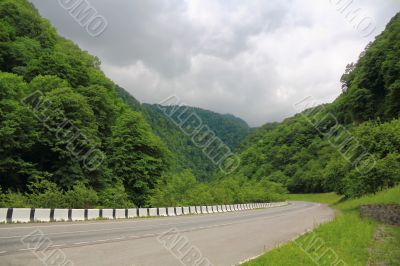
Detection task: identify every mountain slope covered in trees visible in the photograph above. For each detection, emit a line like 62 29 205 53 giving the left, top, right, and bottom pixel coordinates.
0 0 169 207
0 0 285 208
116 86 251 181
235 13 400 198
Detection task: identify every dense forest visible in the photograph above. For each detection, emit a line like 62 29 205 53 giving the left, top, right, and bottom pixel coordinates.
0 0 398 209
234 13 400 198
0 0 284 208
116 86 251 181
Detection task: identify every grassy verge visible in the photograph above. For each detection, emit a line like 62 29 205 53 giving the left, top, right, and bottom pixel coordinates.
243 186 400 266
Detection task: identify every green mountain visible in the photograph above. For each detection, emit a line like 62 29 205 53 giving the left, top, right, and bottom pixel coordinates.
1 0 280 209
144 104 250 150
116 86 251 181
0 0 170 207
1 0 397 209
234 13 400 198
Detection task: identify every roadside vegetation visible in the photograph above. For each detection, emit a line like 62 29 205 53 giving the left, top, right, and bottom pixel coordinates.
0 0 284 208
243 185 400 266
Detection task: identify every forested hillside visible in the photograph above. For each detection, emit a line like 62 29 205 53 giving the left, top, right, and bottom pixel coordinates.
1 0 397 210
145 104 250 150
235 13 400 198
0 0 169 207
116 86 251 181
0 0 285 208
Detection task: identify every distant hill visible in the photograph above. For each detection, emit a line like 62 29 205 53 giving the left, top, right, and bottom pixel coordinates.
115 87 251 181
144 104 250 150
234 13 400 198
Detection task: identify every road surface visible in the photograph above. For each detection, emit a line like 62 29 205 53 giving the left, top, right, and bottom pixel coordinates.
0 201 334 266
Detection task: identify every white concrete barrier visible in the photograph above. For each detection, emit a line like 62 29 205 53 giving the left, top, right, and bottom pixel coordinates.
115 209 126 219
167 207 175 216
159 208 167 216
87 209 99 220
102 209 114 219
212 206 218 213
54 209 69 221
189 206 197 214
71 209 85 221
0 202 287 223
138 208 148 217
176 207 183 216
127 208 137 218
0 208 8 223
34 209 51 222
149 208 158 217
12 208 31 223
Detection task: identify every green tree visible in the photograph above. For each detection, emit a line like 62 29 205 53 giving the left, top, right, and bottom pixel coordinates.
107 110 169 206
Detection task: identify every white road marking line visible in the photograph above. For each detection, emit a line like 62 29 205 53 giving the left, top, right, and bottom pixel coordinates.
73 242 90 245
111 237 124 241
141 234 156 238
51 244 65 248
0 251 7 254
92 239 108 243
18 248 36 251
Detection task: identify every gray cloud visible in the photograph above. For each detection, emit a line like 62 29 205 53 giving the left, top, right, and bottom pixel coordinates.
30 0 400 126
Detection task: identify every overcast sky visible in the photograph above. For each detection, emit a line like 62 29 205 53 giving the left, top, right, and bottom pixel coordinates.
29 0 400 126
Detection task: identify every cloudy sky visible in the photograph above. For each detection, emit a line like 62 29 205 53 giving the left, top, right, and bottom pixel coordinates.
30 0 400 126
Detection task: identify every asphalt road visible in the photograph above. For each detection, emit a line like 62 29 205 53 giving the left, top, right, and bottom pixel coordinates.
0 201 334 266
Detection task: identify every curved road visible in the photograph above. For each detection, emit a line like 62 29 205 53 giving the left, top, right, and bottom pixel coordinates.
0 202 334 266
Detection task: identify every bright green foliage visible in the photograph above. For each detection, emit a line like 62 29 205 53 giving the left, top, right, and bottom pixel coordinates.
98 180 134 208
28 75 68 94
148 170 286 207
236 13 400 198
116 87 251 182
27 177 66 208
107 110 169 206
64 182 99 209
0 0 169 208
337 13 400 122
150 105 250 150
0 187 29 208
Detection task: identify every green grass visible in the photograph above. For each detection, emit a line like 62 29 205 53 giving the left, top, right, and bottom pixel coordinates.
243 186 400 266
367 224 400 265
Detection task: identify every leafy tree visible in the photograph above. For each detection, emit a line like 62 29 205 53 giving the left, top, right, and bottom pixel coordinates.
27 177 66 208
98 180 134 208
107 110 169 206
28 75 68 94
64 182 98 209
